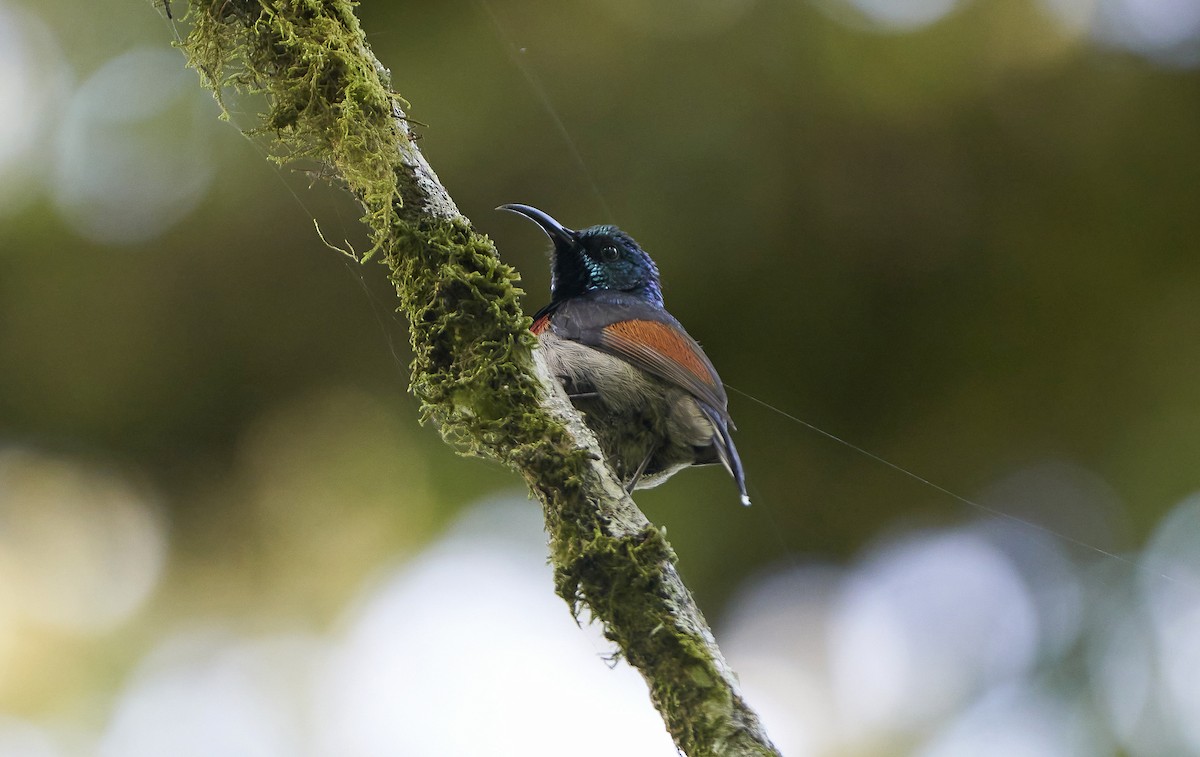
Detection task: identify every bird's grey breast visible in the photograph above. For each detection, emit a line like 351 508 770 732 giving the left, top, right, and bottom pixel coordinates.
538 330 653 415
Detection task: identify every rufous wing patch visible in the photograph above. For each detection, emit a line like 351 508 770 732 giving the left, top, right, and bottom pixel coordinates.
531 314 551 335
602 320 714 386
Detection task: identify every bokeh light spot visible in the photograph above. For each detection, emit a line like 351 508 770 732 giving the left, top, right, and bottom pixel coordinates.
0 449 166 635
1141 493 1200 752
98 632 327 757
596 0 758 38
0 3 69 217
233 388 436 611
316 497 676 757
722 564 846 755
814 0 965 33
52 47 217 245
829 529 1038 734
1039 0 1101 34
1084 571 1157 752
1040 0 1200 65
967 518 1083 662
0 717 61 757
1110 0 1200 52
918 681 1108 756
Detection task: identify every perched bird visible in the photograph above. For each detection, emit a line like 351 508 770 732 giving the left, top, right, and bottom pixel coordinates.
500 203 750 506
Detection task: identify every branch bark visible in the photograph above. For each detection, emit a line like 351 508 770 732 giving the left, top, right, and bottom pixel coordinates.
176 2 780 754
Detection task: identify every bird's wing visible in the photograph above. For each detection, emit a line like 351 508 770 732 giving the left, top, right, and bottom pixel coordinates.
547 296 732 424
593 319 731 421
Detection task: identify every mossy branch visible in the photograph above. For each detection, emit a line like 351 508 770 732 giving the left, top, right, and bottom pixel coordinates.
174 2 780 754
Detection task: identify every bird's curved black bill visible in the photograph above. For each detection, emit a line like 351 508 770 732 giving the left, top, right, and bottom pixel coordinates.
497 203 577 249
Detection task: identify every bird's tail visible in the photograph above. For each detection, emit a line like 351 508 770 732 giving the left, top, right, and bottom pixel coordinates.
700 406 751 507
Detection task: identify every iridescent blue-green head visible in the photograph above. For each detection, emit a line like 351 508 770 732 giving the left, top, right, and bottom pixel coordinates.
500 204 663 307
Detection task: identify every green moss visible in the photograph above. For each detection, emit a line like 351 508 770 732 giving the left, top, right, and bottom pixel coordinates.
183 0 400 261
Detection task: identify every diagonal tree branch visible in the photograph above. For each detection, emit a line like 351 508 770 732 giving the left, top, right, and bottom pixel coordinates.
175 2 779 753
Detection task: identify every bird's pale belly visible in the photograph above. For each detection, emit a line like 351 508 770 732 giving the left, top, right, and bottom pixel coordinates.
538 331 719 488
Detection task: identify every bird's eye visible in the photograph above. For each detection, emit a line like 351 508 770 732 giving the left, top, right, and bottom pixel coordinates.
599 245 620 263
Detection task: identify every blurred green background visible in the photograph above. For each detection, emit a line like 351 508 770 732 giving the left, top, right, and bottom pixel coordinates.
1 0 1199 755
